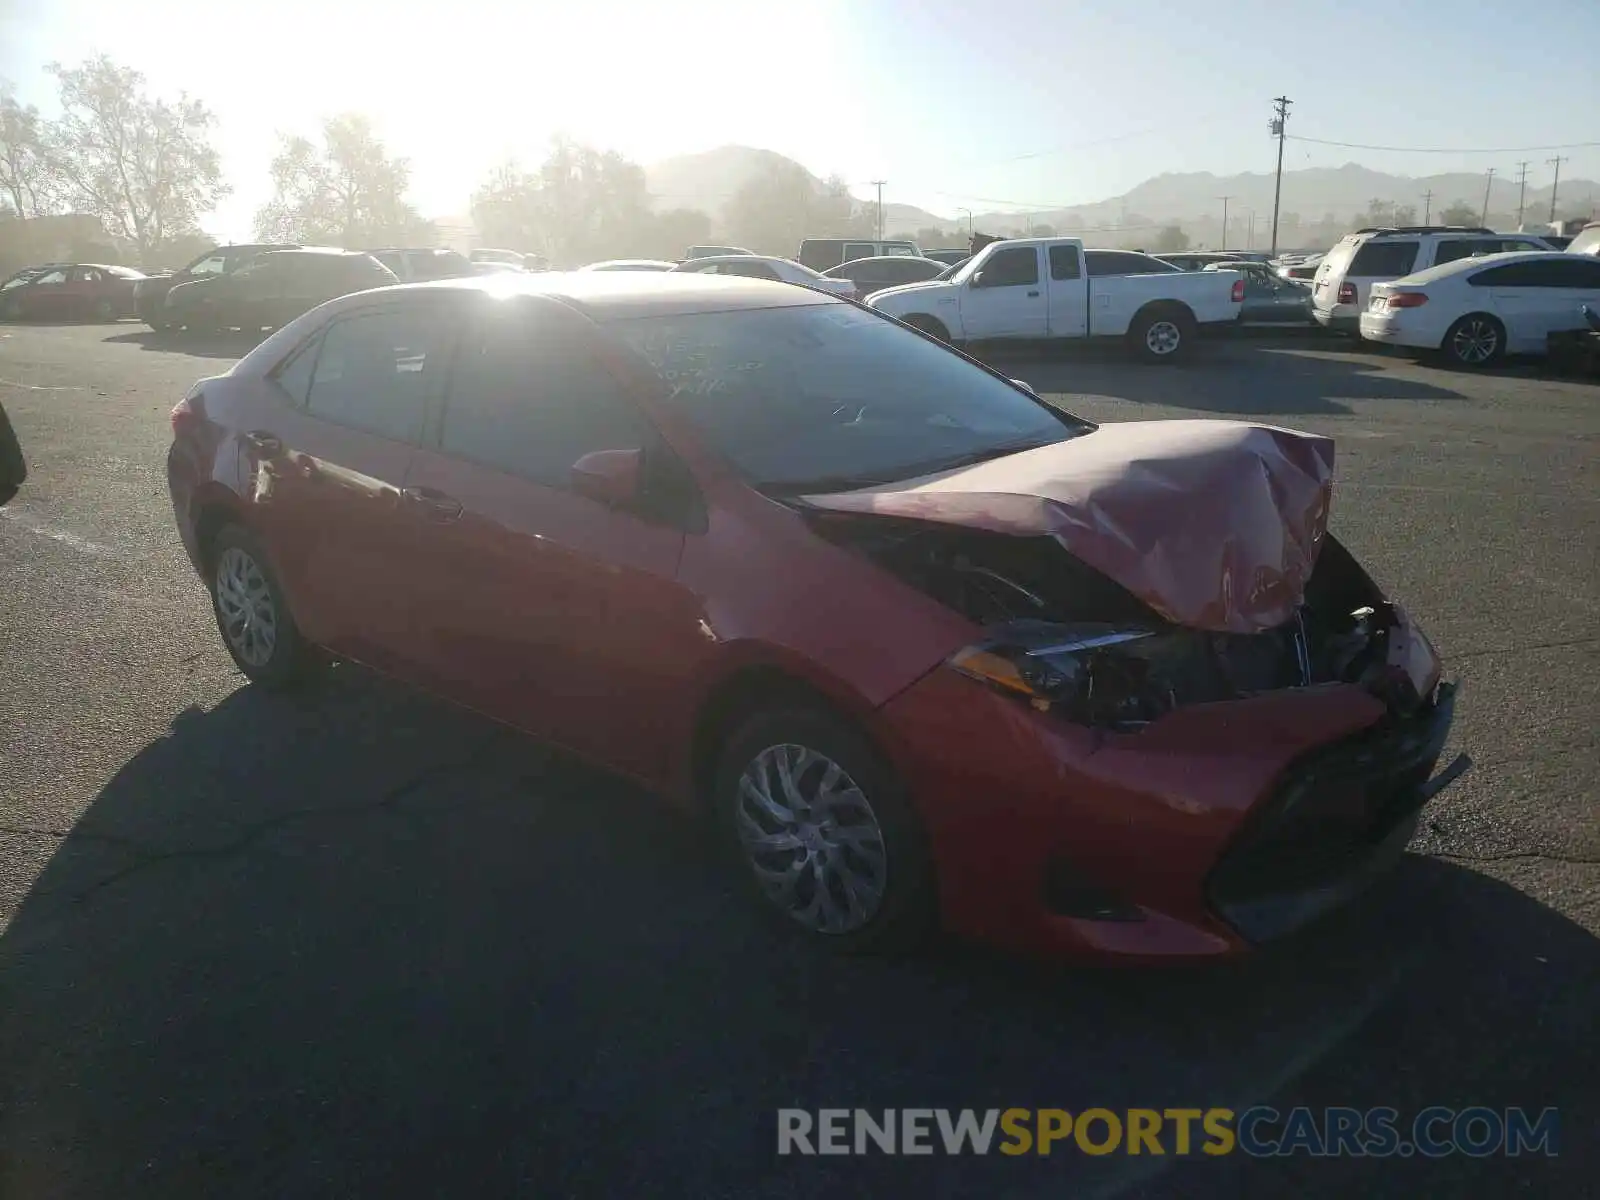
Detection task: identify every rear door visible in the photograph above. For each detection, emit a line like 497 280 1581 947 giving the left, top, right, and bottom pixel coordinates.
1045 245 1088 337
400 298 698 782
960 245 1048 338
241 300 450 674
1480 257 1600 351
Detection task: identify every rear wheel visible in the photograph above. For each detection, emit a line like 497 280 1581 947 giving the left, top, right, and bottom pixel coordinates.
1441 313 1505 369
713 706 936 954
1130 306 1196 364
208 524 324 690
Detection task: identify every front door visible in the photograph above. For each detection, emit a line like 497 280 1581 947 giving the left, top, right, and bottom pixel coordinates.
961 244 1049 338
239 301 450 676
400 297 701 784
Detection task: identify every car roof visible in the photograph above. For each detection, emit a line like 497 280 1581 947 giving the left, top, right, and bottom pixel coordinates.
679 254 798 267
582 259 678 270
340 271 841 320
1385 249 1570 286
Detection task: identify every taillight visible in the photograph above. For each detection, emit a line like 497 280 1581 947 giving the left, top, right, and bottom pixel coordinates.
1230 278 1246 303
1337 282 1357 304
1386 292 1428 308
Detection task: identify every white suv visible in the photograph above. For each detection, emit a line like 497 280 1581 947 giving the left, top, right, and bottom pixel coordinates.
1312 226 1554 333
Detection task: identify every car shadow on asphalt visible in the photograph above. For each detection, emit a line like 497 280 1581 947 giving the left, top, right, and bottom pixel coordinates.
1 670 1593 1198
103 329 266 360
979 340 1468 417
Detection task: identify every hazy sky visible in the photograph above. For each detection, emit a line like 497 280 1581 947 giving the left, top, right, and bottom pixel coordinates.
3 0 1597 239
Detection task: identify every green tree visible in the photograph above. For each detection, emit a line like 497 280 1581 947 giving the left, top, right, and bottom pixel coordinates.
1439 201 1478 226
470 139 662 266
0 86 60 219
255 114 428 246
723 162 862 256
44 56 226 255
1152 224 1190 253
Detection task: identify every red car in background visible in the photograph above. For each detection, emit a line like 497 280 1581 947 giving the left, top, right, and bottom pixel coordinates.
0 263 146 321
165 272 1464 962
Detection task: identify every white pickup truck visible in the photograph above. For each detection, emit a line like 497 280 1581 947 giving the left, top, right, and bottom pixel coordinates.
865 237 1245 363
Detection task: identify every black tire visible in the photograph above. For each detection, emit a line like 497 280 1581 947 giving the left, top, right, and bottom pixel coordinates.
1130 305 1196 364
207 523 324 690
712 705 936 954
1441 313 1505 369
902 313 951 343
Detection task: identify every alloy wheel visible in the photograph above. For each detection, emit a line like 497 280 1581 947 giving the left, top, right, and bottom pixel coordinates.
734 743 889 934
1145 320 1182 355
214 546 278 667
1451 318 1499 366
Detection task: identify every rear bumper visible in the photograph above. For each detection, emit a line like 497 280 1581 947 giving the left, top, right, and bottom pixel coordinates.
1313 308 1360 334
1359 311 1435 349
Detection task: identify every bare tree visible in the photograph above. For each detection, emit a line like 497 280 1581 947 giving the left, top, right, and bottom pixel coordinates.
44 57 226 253
0 86 61 219
255 114 428 246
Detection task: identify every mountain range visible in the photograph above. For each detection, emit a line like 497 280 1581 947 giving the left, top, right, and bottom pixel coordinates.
642 145 1599 236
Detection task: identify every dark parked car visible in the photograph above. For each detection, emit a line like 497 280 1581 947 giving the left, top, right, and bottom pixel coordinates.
1203 261 1313 325
923 248 971 266
1157 252 1247 272
163 248 398 333
167 272 1460 961
822 255 948 298
0 263 146 321
136 243 299 328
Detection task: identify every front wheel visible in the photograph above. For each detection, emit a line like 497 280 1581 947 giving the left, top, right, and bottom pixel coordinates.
208 524 324 690
1130 307 1196 364
1441 313 1505 369
713 706 935 954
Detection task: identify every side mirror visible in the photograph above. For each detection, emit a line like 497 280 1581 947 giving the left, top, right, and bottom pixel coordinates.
1010 378 1038 396
570 448 644 508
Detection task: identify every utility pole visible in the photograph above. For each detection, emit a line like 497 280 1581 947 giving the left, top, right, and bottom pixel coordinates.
956 207 973 240
1246 209 1256 250
1421 189 1433 224
1268 95 1292 256
1548 156 1566 223
1218 196 1233 250
1480 167 1496 226
870 180 887 240
1515 162 1529 228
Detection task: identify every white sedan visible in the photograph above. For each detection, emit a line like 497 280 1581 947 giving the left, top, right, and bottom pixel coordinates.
1360 251 1600 368
668 254 857 299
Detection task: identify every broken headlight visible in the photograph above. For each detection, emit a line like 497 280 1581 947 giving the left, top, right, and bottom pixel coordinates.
947 618 1304 729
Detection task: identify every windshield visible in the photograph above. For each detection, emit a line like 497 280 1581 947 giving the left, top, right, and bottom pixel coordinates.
610 303 1088 492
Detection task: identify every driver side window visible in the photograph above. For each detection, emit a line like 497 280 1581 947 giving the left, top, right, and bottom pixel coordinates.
979 247 1040 288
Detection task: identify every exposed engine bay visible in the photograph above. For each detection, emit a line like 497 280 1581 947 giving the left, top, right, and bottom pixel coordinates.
810 513 1435 731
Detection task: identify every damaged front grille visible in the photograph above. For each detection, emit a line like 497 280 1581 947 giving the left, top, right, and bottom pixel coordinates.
813 511 1428 729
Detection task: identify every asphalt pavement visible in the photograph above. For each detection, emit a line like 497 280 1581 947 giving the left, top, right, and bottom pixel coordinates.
1 322 1596 1198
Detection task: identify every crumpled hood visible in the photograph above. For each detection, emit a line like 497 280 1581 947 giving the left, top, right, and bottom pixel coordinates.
802 419 1336 633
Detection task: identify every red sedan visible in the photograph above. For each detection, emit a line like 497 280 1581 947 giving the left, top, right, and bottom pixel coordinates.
166 273 1462 960
0 263 145 321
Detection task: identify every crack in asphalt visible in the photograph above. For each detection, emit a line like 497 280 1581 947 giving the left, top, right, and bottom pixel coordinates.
1449 634 1599 661
8 732 504 906
1433 849 1600 867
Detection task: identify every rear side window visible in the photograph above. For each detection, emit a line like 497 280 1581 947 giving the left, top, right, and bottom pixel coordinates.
305 308 442 442
1348 241 1419 277
843 243 877 263
440 308 651 488
1048 246 1081 280
1471 258 1600 288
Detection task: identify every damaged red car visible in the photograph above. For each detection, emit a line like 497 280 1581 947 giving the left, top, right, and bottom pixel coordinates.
166 273 1464 960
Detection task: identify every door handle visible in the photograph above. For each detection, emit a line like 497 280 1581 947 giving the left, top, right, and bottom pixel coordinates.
402 486 463 521
1027 290 1040 298
242 430 283 455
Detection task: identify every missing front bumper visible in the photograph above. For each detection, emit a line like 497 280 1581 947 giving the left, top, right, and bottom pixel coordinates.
1207 682 1463 943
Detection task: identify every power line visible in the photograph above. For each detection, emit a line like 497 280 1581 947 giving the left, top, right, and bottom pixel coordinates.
1287 134 1600 154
